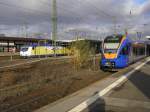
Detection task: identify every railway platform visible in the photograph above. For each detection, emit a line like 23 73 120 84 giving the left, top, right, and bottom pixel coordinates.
35 57 150 112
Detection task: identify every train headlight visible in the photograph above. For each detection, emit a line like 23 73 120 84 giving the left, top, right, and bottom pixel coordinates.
105 62 110 66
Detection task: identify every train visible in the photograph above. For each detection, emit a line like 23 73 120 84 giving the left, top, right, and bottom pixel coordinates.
100 34 146 71
20 45 70 57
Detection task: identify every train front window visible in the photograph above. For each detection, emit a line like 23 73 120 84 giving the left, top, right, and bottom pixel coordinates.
104 35 123 43
103 35 122 53
103 43 120 54
21 48 28 52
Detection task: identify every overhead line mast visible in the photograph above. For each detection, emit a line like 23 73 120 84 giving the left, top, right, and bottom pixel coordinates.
51 0 57 56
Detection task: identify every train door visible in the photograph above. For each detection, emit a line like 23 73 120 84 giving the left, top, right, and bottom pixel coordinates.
120 45 129 67
128 44 133 63
147 44 150 56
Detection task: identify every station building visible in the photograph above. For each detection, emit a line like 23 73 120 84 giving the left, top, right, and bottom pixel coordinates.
0 36 43 52
0 36 102 53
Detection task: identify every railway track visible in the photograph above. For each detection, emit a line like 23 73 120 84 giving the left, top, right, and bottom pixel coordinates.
0 54 101 69
0 56 71 69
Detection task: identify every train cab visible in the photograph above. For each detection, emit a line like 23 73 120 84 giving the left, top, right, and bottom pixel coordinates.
100 34 132 70
100 34 147 71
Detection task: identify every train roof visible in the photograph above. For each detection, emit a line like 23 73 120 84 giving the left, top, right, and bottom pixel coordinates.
131 40 150 45
132 40 145 44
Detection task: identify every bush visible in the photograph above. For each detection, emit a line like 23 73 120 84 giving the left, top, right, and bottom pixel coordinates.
70 40 95 69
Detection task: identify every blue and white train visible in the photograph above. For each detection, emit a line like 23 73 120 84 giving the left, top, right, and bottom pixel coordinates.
100 34 146 71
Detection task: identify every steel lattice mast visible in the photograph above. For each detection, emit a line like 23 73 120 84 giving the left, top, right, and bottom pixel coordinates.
51 0 57 56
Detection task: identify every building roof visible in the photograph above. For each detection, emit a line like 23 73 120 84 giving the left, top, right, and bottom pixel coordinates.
0 36 102 46
0 36 51 42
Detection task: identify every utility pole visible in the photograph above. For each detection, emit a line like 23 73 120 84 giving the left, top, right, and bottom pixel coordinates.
125 10 132 36
51 0 57 57
24 22 28 38
113 16 117 34
21 22 28 38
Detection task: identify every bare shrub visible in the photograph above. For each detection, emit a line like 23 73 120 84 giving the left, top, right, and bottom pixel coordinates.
70 40 95 70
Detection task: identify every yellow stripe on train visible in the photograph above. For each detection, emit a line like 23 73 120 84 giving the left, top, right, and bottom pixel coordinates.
104 53 117 59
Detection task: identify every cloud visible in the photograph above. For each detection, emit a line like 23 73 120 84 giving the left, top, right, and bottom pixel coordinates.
0 0 149 40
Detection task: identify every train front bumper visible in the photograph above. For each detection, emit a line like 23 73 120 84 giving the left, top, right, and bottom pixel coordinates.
100 58 127 69
102 60 115 69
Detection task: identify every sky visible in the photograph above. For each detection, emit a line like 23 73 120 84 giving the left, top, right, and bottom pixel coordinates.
0 0 149 40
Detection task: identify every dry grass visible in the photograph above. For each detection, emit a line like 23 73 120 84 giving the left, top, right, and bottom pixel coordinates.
0 72 17 88
0 57 112 112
